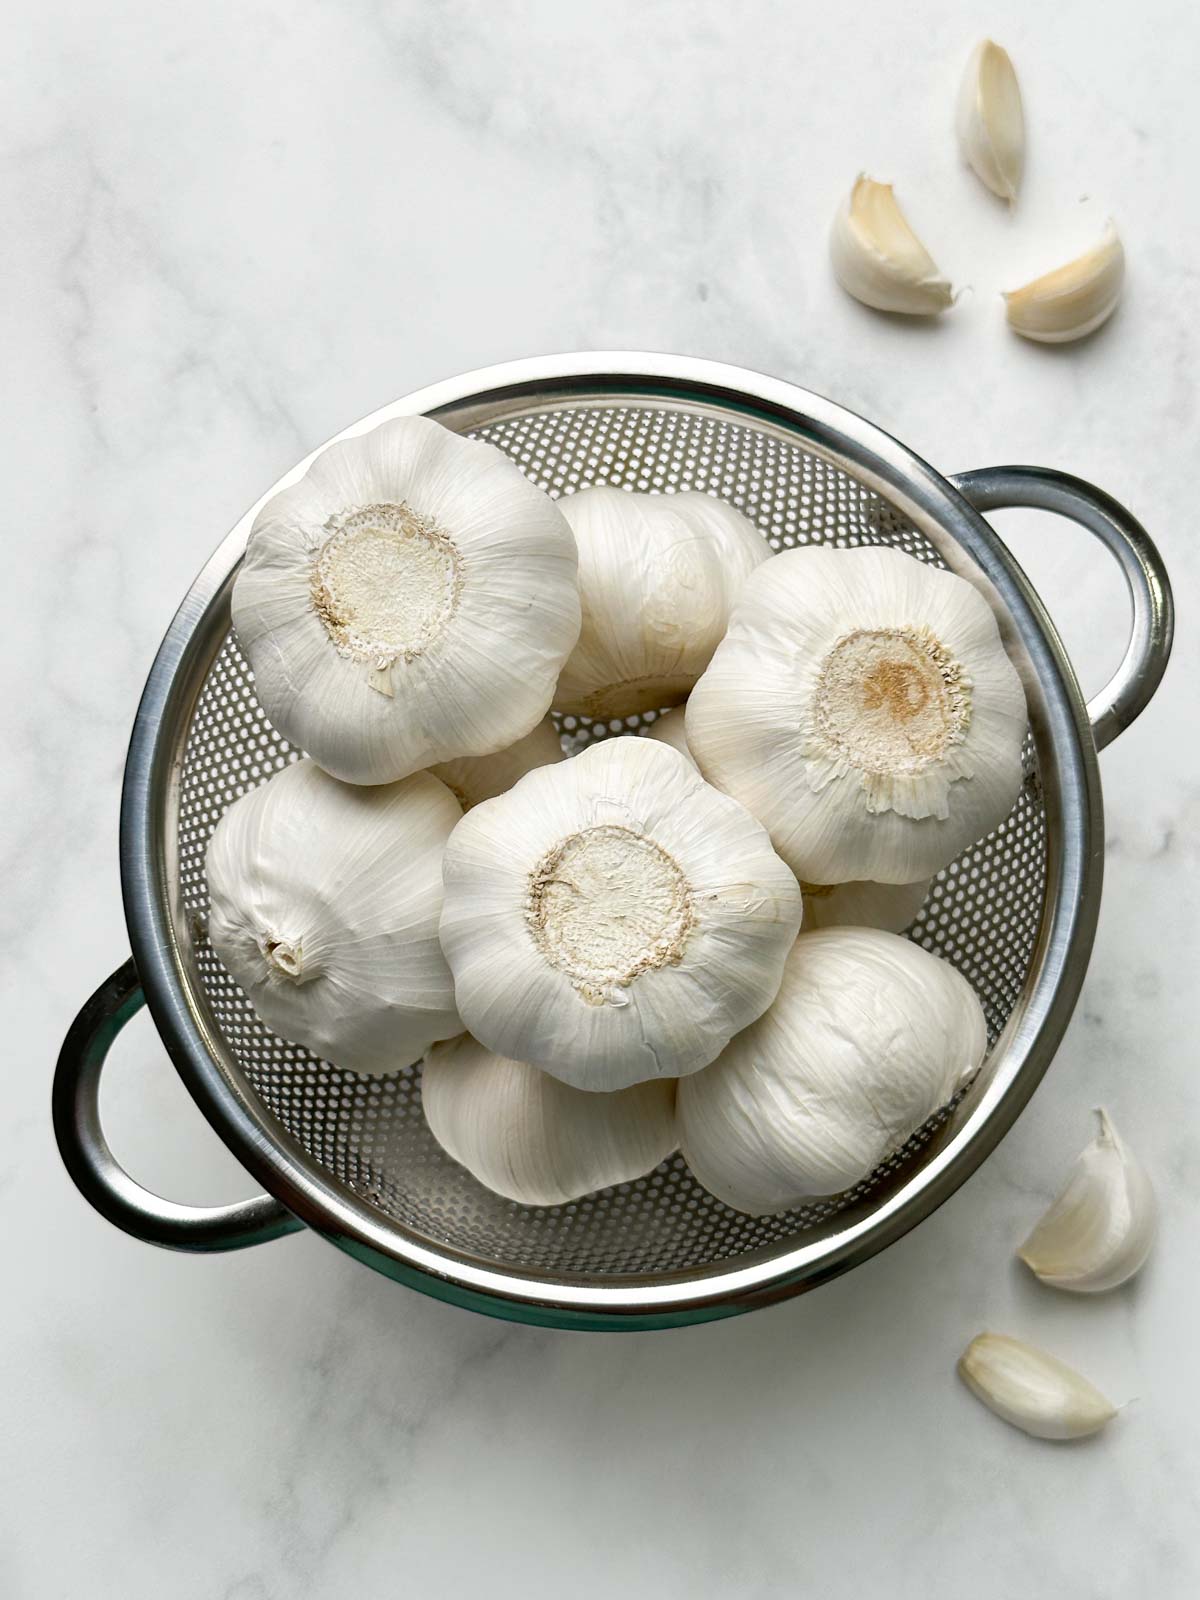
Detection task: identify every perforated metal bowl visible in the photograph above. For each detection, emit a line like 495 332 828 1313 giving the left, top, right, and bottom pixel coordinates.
54 355 1172 1330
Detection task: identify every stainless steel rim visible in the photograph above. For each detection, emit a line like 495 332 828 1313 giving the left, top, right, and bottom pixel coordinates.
56 352 1171 1328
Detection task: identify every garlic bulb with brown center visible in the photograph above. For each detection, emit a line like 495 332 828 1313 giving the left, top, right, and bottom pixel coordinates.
686 545 1027 884
232 415 581 785
439 736 804 1091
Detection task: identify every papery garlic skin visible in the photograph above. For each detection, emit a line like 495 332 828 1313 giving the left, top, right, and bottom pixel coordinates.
643 706 697 766
232 416 581 785
422 1034 677 1206
431 717 564 812
206 759 463 1075
678 928 985 1214
958 1334 1117 1440
830 176 954 315
1005 222 1125 343
686 545 1028 884
1018 1109 1157 1292
801 876 931 934
956 40 1025 203
552 488 769 719
439 737 803 1092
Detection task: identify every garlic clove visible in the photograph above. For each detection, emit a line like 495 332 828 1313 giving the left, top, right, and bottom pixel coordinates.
431 717 564 812
686 544 1028 886
956 40 1025 203
232 416 581 785
958 1333 1118 1440
801 876 931 934
553 488 769 720
422 1034 677 1206
439 736 803 1092
830 176 954 316
1004 221 1125 343
205 760 463 1074
1017 1108 1157 1292
678 928 986 1214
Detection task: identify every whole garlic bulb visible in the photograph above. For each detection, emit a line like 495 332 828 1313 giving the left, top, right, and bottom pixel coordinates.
801 876 930 934
553 488 769 719
678 928 986 1214
439 736 804 1092
686 545 1027 884
205 759 463 1074
422 1034 677 1206
232 416 581 785
642 706 695 764
431 717 564 812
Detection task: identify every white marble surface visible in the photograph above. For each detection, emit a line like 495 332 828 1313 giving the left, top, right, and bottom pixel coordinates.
4 2 1197 1594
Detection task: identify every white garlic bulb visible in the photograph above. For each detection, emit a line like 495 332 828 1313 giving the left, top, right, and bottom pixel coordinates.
956 40 1025 203
232 416 581 785
830 176 954 316
801 876 931 934
205 759 462 1074
642 706 695 764
958 1334 1117 1441
431 717 564 812
552 488 769 719
686 545 1027 884
422 1034 677 1206
1004 221 1125 344
678 928 986 1214
439 736 804 1092
1017 1109 1157 1292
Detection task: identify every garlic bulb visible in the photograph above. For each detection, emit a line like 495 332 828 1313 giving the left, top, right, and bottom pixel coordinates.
422 1034 677 1206
1004 222 1125 343
830 176 954 315
232 416 581 785
205 759 463 1074
552 488 769 719
678 928 986 1214
440 736 803 1091
642 706 695 765
1017 1109 1157 1292
801 876 930 934
686 545 1028 884
956 40 1025 203
431 717 564 812
958 1334 1117 1441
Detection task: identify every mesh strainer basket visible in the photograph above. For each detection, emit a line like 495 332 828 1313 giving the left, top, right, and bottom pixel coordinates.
54 355 1172 1330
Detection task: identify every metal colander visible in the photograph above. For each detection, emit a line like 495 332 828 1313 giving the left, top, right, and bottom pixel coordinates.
54 355 1172 1330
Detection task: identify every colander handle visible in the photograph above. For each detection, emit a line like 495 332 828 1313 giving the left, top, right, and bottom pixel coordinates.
950 466 1173 751
53 959 304 1251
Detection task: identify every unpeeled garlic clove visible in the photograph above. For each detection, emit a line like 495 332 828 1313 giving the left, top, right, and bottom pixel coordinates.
1018 1108 1157 1292
956 39 1025 203
830 176 954 316
958 1333 1117 1440
1004 221 1125 343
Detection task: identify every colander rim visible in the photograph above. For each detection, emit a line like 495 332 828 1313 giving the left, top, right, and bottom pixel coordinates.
119 352 1101 1329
